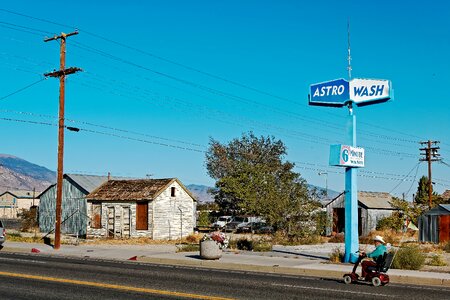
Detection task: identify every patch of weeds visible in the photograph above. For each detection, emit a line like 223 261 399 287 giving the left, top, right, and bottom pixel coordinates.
176 244 200 252
253 241 272 252
442 241 450 253
427 254 447 266
237 238 253 251
329 247 344 263
391 246 425 270
328 233 344 243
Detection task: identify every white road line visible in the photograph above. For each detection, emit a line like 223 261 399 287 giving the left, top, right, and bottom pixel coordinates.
0 256 46 264
271 283 397 298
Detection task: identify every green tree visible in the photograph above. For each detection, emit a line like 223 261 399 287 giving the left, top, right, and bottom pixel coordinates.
414 176 444 207
389 197 425 225
205 132 319 234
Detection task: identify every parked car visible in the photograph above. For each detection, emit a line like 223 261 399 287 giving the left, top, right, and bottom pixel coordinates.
226 216 263 232
236 221 273 234
225 216 248 232
0 220 5 245
236 221 261 233
212 216 233 229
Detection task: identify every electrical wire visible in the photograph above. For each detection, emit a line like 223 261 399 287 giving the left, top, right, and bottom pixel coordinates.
0 22 434 148
404 163 421 197
389 162 422 194
0 77 47 101
0 9 441 145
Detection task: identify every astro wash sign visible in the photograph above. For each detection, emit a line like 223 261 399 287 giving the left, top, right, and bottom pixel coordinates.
309 78 391 107
329 144 365 168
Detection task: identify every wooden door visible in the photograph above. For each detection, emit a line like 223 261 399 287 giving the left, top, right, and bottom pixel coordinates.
136 202 148 230
122 207 131 238
439 215 450 243
107 207 115 237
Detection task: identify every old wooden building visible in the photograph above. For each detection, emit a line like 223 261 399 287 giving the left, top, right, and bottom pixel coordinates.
38 174 112 236
325 191 396 236
86 178 196 240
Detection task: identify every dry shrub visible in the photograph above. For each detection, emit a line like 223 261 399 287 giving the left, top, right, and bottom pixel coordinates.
329 247 344 263
391 246 425 270
427 254 447 266
359 230 403 246
81 237 178 245
443 241 450 253
328 233 344 243
185 233 202 244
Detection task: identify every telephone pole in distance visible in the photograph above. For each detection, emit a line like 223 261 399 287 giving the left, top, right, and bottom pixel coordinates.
419 140 440 208
44 31 81 250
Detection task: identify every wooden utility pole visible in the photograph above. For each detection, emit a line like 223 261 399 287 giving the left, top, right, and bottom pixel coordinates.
419 140 440 208
44 31 81 250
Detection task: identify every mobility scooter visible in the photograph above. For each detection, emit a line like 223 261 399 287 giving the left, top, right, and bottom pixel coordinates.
343 252 394 286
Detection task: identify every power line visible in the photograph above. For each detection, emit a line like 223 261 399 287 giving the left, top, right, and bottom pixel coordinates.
0 20 436 148
389 162 422 194
1 9 441 145
0 77 47 101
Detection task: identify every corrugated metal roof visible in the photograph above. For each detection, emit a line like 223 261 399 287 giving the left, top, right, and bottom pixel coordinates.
65 174 111 194
358 191 394 209
86 179 175 201
440 204 450 212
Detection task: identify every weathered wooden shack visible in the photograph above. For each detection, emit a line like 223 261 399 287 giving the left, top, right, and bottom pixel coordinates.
419 204 450 243
38 174 112 236
325 191 396 236
85 178 196 240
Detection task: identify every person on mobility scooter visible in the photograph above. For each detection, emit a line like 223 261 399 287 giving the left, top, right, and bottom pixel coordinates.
343 235 392 286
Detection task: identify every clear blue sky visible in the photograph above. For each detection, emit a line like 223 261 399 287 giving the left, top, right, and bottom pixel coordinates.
0 1 449 198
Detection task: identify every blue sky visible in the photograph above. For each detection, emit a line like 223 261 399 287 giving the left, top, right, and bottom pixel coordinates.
0 1 449 198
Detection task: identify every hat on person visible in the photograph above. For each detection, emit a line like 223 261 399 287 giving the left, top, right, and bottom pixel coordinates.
373 235 385 244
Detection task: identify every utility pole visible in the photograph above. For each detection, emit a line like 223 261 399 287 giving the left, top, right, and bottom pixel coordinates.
419 140 440 208
44 31 81 250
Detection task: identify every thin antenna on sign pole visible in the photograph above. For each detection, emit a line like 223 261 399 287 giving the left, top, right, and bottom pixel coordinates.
347 18 353 114
347 18 352 80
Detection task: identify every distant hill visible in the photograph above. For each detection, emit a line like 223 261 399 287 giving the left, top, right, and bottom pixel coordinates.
186 184 215 203
186 183 340 205
308 184 340 199
0 154 56 193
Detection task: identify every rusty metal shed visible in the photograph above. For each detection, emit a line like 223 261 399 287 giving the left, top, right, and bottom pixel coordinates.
418 204 450 243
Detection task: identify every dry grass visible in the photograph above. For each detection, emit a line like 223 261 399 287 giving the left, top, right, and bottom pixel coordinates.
359 229 417 246
79 233 204 246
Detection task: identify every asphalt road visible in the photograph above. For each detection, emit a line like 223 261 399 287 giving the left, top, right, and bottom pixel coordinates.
0 252 449 300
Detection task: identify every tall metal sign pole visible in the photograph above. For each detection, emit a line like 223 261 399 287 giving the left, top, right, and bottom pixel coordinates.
44 31 81 250
309 22 392 263
344 20 359 263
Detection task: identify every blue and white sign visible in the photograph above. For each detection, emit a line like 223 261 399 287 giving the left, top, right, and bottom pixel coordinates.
349 78 391 106
329 144 365 168
309 78 392 107
309 78 349 107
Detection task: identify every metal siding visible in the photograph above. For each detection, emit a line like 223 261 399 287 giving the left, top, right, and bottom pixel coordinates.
38 178 88 236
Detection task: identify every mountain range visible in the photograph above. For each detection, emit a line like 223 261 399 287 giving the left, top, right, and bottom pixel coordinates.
0 154 56 193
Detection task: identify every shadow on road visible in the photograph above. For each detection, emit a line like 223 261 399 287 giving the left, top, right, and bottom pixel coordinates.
271 249 329 260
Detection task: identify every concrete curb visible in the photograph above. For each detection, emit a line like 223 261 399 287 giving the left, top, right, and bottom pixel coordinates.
2 247 449 288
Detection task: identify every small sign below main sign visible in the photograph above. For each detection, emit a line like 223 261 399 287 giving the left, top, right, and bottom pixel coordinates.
329 144 365 168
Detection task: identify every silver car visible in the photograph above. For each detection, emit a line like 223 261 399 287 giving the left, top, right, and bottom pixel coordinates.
0 220 5 245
